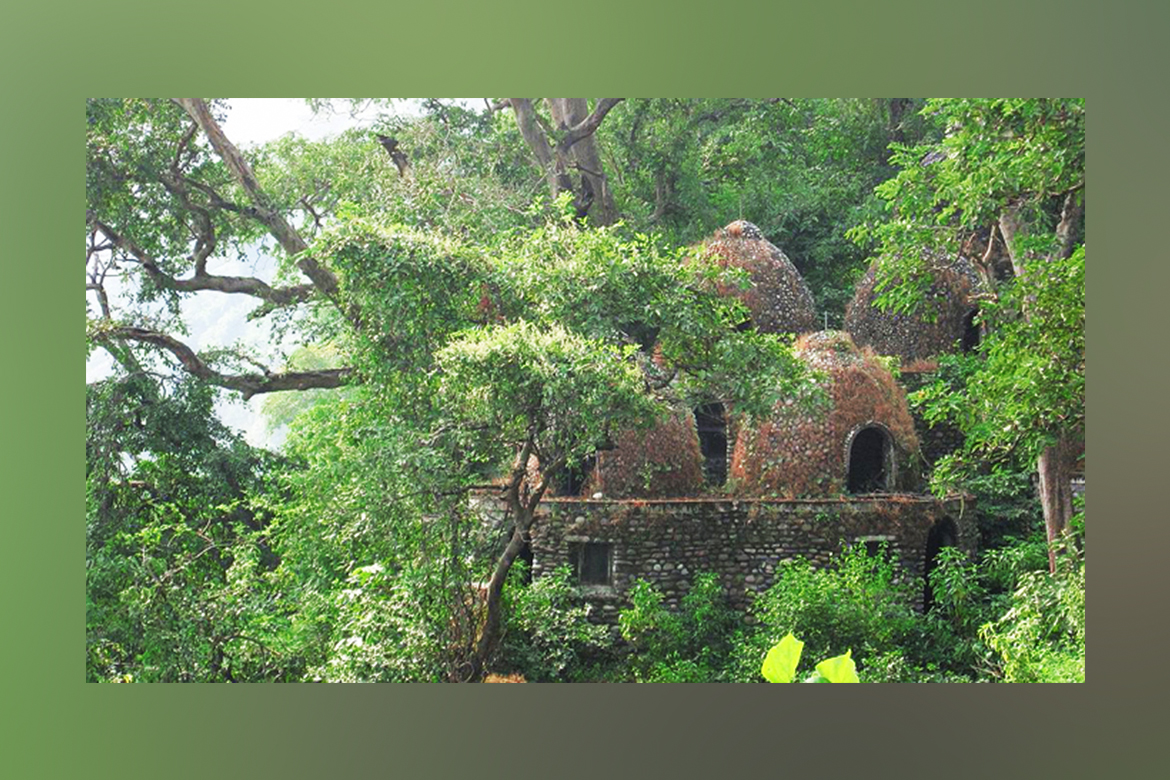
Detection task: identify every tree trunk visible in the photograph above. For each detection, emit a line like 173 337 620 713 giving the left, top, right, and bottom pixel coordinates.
998 200 1083 574
1037 436 1075 573
547 99 618 226
508 98 622 225
468 518 531 681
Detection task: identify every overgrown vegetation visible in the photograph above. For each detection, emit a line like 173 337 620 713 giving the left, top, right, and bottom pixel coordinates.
86 98 1084 682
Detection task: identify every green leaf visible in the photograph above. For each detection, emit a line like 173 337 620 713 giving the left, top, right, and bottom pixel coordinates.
761 632 804 683
814 649 860 683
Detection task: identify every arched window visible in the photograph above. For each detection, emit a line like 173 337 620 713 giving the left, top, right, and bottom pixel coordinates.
923 517 959 613
694 403 728 486
556 453 596 496
961 308 980 352
847 425 892 494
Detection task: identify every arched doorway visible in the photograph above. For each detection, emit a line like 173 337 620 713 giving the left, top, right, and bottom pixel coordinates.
847 425 892 494
694 402 729 486
961 308 980 353
922 517 959 612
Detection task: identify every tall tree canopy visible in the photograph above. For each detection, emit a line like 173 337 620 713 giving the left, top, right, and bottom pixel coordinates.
852 98 1085 571
86 98 816 679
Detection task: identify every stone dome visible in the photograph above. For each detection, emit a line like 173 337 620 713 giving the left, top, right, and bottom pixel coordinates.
729 331 921 498
845 254 983 363
694 220 817 336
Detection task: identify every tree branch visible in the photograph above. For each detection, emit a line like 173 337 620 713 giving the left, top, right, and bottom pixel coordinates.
95 325 354 400
172 99 341 301
88 213 316 306
556 98 624 153
376 134 411 177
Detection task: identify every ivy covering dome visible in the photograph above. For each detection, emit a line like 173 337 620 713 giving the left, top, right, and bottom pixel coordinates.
694 220 817 336
576 411 706 499
729 331 921 498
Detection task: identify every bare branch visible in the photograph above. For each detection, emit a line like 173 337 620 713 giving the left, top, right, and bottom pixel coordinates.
172 99 341 301
95 325 354 400
88 214 317 306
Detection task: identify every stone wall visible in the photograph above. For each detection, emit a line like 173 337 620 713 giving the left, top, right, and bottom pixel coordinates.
899 370 966 469
529 496 976 621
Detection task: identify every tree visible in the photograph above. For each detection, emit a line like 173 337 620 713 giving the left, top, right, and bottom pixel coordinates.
504 98 624 225
87 99 808 680
854 98 1085 572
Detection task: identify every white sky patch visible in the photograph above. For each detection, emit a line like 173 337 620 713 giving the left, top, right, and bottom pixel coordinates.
88 98 418 448
221 98 385 146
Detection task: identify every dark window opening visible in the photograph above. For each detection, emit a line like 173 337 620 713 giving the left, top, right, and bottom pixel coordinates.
923 518 959 613
557 453 597 496
694 403 728 486
517 538 534 585
961 309 980 353
847 426 890 494
570 542 612 586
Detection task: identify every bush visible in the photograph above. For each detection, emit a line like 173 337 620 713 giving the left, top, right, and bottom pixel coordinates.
729 543 920 682
618 571 736 682
308 564 448 683
497 564 613 682
979 519 1085 683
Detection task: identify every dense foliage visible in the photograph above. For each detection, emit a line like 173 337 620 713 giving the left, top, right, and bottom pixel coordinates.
86 98 1084 682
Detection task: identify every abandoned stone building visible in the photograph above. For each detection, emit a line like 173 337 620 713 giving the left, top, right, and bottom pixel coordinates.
526 221 982 618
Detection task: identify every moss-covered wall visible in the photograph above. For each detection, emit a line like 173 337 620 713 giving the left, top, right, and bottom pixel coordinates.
530 496 976 620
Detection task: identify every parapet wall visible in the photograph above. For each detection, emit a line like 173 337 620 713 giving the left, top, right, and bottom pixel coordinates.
530 496 976 621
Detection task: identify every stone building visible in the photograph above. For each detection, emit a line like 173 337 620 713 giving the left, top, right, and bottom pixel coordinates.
526 222 976 618
844 254 983 365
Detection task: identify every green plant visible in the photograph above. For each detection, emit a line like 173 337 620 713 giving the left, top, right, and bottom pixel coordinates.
730 542 918 681
497 564 612 682
617 572 735 682
761 633 859 683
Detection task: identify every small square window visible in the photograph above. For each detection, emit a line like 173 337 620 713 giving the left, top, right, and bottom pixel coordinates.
570 542 612 586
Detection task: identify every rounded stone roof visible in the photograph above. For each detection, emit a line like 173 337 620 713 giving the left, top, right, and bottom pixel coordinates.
694 220 818 336
729 331 921 498
845 254 983 363
582 411 706 499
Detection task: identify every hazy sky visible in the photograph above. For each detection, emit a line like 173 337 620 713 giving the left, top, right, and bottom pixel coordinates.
88 98 398 448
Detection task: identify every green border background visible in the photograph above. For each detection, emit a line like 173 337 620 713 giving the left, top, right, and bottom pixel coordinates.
4 0 1164 776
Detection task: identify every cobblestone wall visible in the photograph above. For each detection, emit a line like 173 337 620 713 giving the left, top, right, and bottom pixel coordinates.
530 496 976 621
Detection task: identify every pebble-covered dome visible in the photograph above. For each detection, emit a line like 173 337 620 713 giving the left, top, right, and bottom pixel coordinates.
729 331 921 498
694 221 818 336
845 255 983 363
579 412 706 499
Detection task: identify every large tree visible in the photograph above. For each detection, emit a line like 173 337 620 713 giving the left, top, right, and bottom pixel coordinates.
86 98 806 680
855 98 1085 572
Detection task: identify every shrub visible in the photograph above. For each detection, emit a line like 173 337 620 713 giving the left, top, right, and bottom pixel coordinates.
729 543 920 682
497 564 613 682
618 571 736 682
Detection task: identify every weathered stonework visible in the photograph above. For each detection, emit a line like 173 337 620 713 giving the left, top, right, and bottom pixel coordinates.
845 254 983 363
529 496 976 621
692 220 818 336
730 332 922 497
899 369 966 470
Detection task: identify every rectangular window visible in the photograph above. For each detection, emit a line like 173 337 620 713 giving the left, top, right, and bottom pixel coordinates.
570 542 612 586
